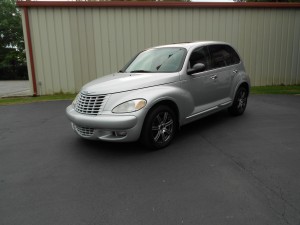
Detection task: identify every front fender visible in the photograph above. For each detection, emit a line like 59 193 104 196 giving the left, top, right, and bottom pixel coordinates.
103 83 194 125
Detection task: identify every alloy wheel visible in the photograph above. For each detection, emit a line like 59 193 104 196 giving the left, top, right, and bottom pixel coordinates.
151 111 174 144
237 89 247 112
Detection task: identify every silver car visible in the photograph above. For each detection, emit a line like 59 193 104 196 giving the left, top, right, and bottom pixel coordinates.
66 41 250 149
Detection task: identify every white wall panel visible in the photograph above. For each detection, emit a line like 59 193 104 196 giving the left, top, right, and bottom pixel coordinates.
23 6 300 94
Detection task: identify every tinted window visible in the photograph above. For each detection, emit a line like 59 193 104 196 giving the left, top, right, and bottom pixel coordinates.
188 46 211 71
209 45 240 69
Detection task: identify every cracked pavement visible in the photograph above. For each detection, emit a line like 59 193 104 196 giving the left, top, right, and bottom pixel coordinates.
0 95 300 225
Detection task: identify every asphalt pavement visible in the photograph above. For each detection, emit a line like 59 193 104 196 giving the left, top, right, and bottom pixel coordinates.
0 95 300 225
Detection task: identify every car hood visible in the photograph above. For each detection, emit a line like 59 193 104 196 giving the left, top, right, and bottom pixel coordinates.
81 72 179 94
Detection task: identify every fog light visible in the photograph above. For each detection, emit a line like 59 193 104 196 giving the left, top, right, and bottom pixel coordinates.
114 131 127 137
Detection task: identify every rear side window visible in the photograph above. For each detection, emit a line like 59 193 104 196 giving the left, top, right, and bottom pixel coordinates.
209 45 240 69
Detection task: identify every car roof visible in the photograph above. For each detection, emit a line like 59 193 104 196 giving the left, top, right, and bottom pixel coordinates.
153 41 229 50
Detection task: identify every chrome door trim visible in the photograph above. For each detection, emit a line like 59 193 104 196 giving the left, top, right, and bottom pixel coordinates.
186 106 218 119
220 100 232 106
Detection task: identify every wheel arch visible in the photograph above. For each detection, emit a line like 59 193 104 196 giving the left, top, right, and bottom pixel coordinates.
233 81 250 99
140 99 180 149
239 82 250 95
145 99 180 129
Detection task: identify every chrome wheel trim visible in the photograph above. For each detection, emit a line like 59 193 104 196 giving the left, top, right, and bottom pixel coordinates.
151 111 174 144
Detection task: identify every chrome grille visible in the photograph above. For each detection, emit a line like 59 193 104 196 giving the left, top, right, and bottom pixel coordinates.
75 92 107 115
74 125 94 137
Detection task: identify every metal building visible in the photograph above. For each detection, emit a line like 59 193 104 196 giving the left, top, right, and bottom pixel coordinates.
17 1 300 95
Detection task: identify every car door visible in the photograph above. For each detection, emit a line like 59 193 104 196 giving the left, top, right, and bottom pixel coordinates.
180 46 221 116
208 44 240 103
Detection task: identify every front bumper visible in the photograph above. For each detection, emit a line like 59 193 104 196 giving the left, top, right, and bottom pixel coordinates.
66 105 142 142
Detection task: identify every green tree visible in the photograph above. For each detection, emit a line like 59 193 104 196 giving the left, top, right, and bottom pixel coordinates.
0 0 25 69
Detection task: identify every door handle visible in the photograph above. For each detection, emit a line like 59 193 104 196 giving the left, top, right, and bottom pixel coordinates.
210 75 217 80
233 70 238 74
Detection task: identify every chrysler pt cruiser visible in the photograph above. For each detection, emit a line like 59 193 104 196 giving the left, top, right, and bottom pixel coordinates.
66 41 250 149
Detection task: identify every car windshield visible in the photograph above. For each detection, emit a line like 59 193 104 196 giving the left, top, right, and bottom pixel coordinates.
123 47 187 73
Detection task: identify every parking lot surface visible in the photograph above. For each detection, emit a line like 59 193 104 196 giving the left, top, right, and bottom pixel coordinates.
0 95 300 225
0 80 31 97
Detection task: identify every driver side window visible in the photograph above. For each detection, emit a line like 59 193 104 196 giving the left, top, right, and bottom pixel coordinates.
188 46 211 71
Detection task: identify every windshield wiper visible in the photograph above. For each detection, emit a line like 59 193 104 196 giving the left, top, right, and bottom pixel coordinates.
129 70 151 73
156 49 183 71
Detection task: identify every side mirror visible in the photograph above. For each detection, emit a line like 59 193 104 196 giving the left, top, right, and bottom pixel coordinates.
187 63 206 75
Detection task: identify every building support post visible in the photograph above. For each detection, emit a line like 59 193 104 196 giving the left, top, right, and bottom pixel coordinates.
23 7 38 96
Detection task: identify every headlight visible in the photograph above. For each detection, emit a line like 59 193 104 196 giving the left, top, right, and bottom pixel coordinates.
72 93 80 108
112 99 147 113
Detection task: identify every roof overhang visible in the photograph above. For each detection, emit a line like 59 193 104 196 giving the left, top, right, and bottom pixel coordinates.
16 1 300 9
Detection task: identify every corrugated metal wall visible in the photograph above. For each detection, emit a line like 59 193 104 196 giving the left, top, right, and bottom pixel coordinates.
23 6 300 94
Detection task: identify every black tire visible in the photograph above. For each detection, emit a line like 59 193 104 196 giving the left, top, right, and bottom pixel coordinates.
228 86 248 116
141 105 177 150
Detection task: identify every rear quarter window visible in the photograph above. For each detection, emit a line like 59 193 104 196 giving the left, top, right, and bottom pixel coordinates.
209 45 240 69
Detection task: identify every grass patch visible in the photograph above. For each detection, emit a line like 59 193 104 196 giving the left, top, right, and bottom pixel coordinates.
250 85 300 95
0 93 76 105
1 85 299 106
